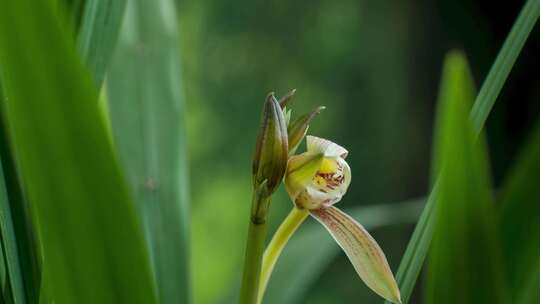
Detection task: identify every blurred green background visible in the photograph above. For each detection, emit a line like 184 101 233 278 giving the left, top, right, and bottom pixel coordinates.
173 0 539 303
0 0 537 303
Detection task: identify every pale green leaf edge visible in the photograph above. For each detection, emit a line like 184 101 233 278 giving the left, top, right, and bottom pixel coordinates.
78 0 127 88
106 1 191 303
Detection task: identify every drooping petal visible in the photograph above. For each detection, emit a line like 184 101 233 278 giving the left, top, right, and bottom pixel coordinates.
307 135 348 158
310 206 401 304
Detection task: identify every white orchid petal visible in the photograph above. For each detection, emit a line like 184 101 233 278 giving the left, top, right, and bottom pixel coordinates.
307 135 348 158
285 148 351 210
310 206 401 304
337 157 351 194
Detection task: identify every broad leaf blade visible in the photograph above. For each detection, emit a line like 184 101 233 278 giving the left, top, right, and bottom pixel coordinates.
107 1 191 303
498 123 540 302
78 0 127 88
426 52 506 303
0 0 157 303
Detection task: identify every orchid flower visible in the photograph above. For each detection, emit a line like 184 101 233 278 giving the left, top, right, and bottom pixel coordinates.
242 90 400 304
259 135 402 304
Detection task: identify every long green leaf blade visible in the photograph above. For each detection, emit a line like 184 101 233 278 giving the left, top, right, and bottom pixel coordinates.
0 0 157 303
385 189 436 304
0 110 41 304
470 0 540 131
426 51 506 303
78 0 127 88
385 49 476 303
107 1 191 303
0 158 26 304
0 107 41 304
0 237 7 303
385 1 539 302
498 123 540 302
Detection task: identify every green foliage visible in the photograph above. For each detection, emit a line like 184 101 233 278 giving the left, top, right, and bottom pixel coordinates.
0 238 7 303
499 123 540 302
426 52 506 303
107 0 191 303
0 0 537 303
0 158 26 304
63 0 87 33
469 0 540 131
386 190 436 304
385 1 539 302
0 84 24 304
0 0 157 303
0 93 41 304
78 0 127 88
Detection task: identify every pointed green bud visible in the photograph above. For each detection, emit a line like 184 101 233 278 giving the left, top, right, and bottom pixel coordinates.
278 88 297 109
287 106 325 155
252 93 289 195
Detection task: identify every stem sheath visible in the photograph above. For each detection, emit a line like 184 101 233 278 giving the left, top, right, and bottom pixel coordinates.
239 194 271 304
257 207 310 303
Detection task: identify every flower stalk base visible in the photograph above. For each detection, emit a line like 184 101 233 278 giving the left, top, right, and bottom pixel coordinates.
257 207 309 304
239 193 271 304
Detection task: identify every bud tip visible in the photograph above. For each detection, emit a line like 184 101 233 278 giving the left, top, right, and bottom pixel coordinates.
279 89 297 108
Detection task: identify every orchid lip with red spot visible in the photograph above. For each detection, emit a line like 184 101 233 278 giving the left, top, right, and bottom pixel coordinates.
285 136 351 210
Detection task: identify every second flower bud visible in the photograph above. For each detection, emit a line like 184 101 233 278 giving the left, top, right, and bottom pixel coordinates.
252 93 289 197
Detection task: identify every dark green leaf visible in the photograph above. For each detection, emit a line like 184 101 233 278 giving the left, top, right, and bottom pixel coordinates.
62 0 87 34
0 158 26 304
0 108 41 304
499 123 540 303
518 265 540 304
0 0 157 303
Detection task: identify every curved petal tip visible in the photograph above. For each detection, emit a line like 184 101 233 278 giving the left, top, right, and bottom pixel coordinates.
310 206 401 303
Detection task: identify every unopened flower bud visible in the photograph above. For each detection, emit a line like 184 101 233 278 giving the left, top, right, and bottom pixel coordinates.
252 93 289 196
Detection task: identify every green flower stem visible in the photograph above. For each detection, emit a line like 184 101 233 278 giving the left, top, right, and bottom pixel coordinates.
257 207 310 304
240 193 271 304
